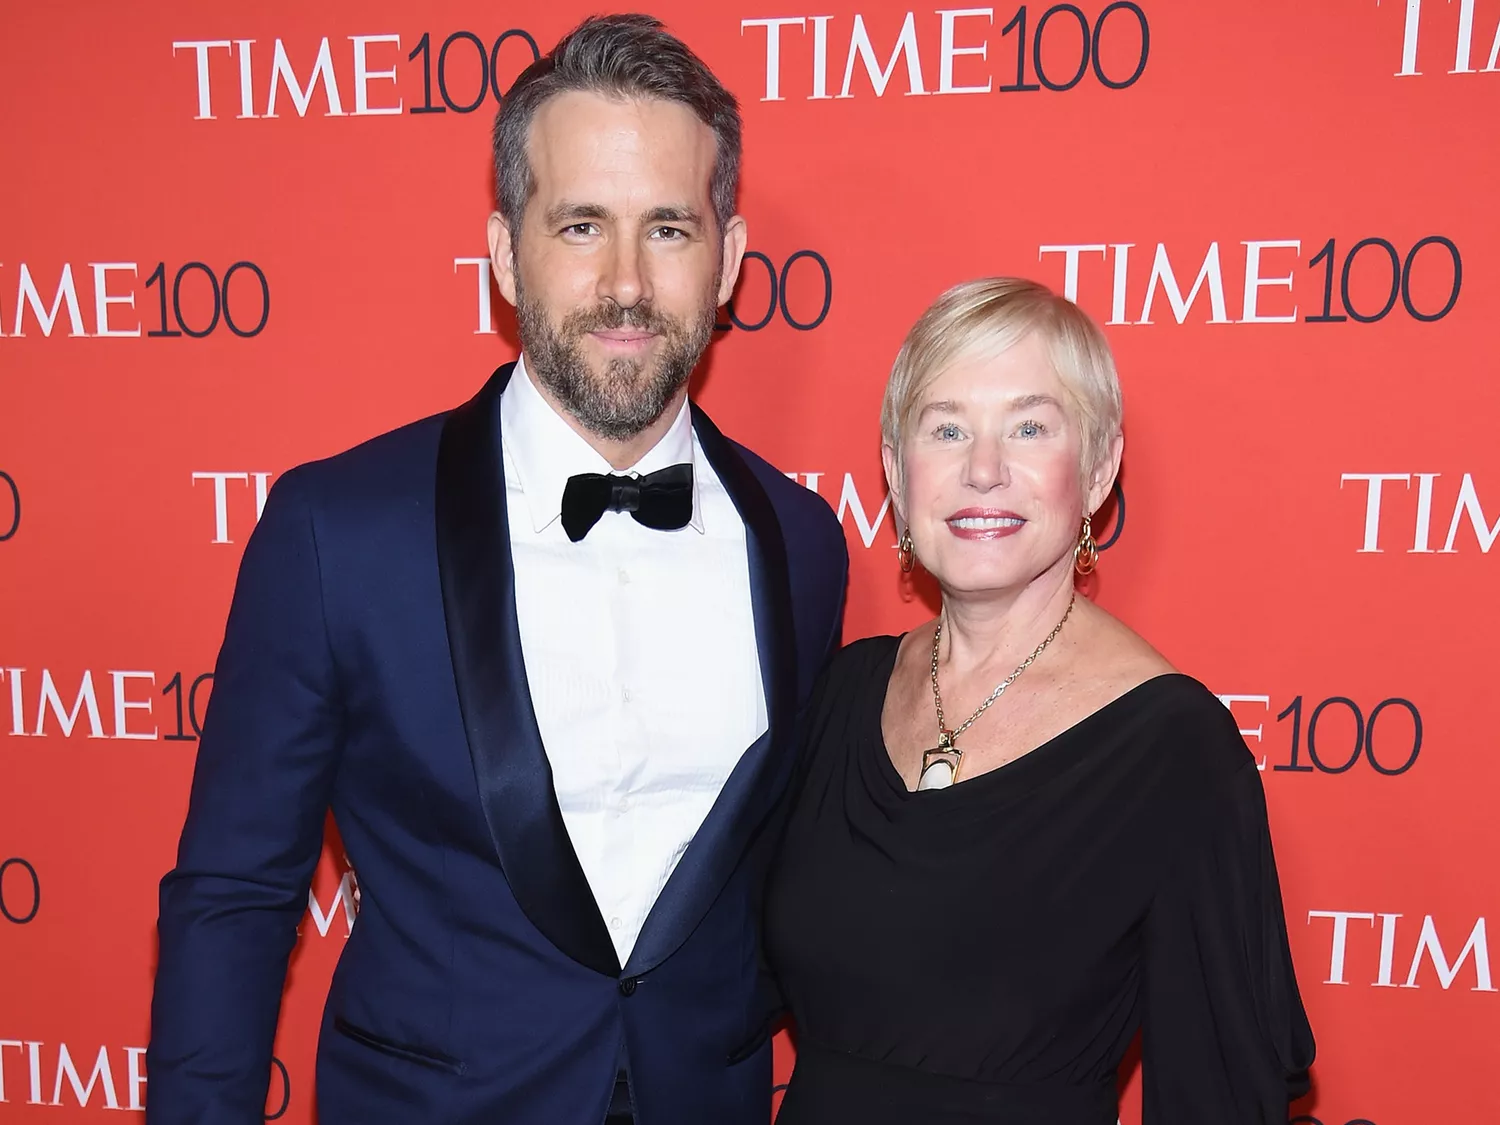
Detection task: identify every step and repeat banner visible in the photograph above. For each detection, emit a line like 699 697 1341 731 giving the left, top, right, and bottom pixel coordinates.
2 0 1497 1122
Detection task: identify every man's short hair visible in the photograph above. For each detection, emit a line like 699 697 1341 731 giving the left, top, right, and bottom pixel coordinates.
492 14 742 236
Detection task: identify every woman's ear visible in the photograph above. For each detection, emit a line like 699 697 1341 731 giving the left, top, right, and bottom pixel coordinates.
881 443 906 529
1086 431 1124 516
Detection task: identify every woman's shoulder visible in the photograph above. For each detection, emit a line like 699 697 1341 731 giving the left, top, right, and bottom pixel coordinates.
792 635 903 772
818 634 904 695
1113 671 1260 786
1068 603 1253 776
1124 670 1235 724
829 631 904 663
797 634 903 731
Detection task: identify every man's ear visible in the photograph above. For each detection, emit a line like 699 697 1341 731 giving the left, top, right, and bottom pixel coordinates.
716 214 749 306
488 211 519 307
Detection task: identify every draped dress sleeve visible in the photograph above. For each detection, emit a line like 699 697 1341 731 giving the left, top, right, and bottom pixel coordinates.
1141 753 1317 1123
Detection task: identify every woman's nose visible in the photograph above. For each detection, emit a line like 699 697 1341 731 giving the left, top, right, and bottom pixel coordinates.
963 437 1009 490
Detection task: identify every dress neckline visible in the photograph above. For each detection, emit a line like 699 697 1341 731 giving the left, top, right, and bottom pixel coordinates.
864 634 1192 800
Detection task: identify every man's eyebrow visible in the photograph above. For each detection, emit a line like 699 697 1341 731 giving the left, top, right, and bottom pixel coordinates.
641 205 704 226
543 202 615 227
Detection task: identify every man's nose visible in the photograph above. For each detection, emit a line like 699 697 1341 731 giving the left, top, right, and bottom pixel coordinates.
598 236 649 308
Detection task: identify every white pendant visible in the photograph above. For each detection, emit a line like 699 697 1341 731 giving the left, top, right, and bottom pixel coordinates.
916 759 956 791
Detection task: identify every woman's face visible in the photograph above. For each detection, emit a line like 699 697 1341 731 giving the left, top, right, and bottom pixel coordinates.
883 333 1119 598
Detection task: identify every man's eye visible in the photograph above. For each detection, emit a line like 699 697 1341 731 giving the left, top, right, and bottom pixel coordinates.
563 223 598 237
651 226 686 241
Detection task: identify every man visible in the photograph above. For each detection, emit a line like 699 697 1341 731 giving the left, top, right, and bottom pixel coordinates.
146 14 847 1125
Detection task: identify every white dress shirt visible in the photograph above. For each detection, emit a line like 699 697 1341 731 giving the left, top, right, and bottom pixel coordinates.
500 356 768 965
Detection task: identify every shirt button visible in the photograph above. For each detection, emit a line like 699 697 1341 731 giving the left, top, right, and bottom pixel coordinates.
617 568 630 585
617 796 631 812
619 976 638 997
609 917 622 931
621 685 632 704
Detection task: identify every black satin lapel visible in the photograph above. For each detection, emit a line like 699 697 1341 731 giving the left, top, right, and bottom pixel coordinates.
436 362 620 977
625 405 797 976
687 405 797 772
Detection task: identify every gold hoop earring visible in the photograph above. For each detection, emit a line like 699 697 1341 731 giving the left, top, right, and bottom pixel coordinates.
898 528 916 573
1074 515 1099 576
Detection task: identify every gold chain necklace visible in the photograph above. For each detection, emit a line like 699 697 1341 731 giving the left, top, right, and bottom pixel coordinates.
918 591 1077 791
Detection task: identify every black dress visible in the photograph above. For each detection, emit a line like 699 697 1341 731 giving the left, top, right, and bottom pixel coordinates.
764 637 1315 1125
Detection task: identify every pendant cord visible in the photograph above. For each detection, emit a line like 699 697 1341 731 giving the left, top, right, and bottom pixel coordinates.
930 590 1077 747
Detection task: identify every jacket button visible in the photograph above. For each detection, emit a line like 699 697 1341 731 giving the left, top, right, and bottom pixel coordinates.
618 977 638 997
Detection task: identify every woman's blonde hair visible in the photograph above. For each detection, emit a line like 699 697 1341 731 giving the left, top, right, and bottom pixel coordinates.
880 278 1123 487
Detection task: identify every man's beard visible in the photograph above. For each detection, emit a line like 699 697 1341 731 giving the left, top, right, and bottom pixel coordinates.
516 276 719 443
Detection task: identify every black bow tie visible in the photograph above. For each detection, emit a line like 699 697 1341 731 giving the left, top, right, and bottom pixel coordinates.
560 463 694 543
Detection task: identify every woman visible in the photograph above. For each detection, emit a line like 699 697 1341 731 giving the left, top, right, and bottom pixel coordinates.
765 278 1315 1124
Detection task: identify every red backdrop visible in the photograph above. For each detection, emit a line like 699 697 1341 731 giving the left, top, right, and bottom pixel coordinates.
3 1 1498 1122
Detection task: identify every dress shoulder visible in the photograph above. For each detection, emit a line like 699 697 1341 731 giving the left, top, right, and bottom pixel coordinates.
806 635 901 720
822 634 902 685
791 635 901 777
1121 673 1261 787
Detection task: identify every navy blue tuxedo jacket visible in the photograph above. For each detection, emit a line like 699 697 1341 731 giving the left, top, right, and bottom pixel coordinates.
146 364 849 1125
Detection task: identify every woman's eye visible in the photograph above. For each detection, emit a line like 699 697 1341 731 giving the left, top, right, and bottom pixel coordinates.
1016 420 1046 439
935 423 963 441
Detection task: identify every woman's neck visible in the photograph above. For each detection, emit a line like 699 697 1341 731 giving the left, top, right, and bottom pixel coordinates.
938 566 1079 675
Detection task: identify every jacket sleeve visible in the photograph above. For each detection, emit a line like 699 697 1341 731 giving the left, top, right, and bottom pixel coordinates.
147 467 346 1124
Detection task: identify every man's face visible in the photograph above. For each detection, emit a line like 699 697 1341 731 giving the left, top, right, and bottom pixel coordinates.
489 90 747 441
